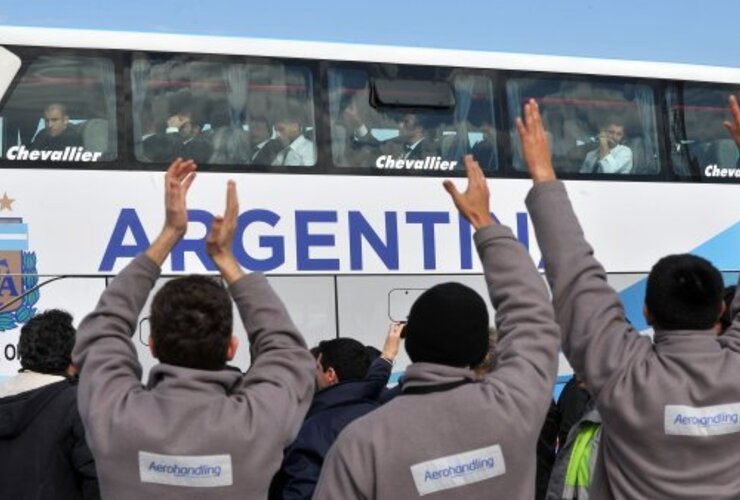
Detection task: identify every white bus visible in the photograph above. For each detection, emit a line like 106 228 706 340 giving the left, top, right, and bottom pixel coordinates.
0 27 738 389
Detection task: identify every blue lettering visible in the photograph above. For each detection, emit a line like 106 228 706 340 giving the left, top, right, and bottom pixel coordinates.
516 212 529 251
0 276 18 297
234 209 285 272
406 212 449 270
295 211 340 271
171 210 216 272
348 211 399 270
99 208 151 271
458 214 473 270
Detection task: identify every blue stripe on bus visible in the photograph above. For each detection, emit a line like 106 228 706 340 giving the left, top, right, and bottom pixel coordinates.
0 224 27 235
0 240 29 251
690 221 740 271
617 221 740 331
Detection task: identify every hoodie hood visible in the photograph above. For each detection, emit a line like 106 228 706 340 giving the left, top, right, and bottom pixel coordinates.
0 378 70 438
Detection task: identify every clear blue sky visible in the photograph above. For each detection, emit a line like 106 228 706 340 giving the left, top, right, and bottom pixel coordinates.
1 0 738 67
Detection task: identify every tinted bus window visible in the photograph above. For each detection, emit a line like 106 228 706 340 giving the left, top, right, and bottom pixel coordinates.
0 54 117 164
131 54 316 167
328 68 497 173
667 84 740 181
507 77 660 175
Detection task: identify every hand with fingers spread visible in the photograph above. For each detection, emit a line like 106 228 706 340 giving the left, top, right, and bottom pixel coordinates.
723 95 740 148
443 155 495 230
516 98 556 183
146 158 197 265
206 180 244 284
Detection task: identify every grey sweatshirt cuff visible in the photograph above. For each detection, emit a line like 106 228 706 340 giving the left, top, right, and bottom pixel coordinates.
228 272 265 297
473 222 517 248
137 253 164 277
524 180 567 208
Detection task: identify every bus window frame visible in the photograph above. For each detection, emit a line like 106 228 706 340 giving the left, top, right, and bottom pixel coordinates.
126 49 323 175
0 43 736 184
322 60 504 179
0 44 125 171
502 68 668 184
664 80 740 183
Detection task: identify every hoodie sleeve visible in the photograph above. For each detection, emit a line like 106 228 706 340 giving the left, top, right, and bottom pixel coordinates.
361 358 393 400
525 181 652 397
72 253 158 447
474 223 561 422
228 273 316 450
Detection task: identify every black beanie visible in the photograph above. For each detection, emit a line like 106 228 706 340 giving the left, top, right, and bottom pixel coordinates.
405 282 490 368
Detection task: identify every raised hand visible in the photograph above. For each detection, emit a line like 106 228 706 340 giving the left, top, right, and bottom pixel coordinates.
206 180 244 284
381 322 405 363
145 158 197 266
516 99 556 183
443 155 494 230
723 95 740 148
164 158 197 236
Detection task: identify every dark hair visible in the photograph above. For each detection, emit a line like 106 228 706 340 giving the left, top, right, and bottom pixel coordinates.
150 275 233 370
317 338 370 383
275 101 305 127
18 309 75 374
250 115 273 132
645 254 724 330
721 285 737 332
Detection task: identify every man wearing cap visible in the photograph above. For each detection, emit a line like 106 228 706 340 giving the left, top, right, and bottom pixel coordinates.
313 154 561 500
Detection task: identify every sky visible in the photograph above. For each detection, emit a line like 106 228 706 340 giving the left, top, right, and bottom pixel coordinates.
1 0 738 68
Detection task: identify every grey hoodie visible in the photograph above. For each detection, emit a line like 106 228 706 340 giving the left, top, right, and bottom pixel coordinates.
313 223 560 500
527 181 740 499
72 254 315 500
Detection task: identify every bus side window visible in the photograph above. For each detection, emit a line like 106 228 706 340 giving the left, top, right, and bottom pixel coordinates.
131 55 316 168
327 67 498 173
507 76 660 176
0 52 117 164
667 84 740 180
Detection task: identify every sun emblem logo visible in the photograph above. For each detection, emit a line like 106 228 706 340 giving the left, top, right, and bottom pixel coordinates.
0 192 39 331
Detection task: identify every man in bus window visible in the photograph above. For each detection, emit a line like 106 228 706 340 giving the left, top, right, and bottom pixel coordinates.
29 103 83 152
248 115 282 165
273 105 316 167
387 113 439 160
722 94 740 169
579 120 632 174
143 107 212 164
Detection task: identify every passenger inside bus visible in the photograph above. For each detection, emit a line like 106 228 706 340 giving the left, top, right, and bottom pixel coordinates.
29 103 82 152
579 119 633 174
142 102 212 163
471 120 496 169
247 115 282 165
342 110 439 164
272 103 316 167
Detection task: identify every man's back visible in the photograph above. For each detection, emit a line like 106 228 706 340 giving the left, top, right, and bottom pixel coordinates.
527 179 740 498
0 377 99 500
591 326 740 498
73 255 316 500
314 217 560 500
318 364 543 499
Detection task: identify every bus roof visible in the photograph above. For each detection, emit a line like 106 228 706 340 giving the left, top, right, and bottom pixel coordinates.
3 25 740 85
